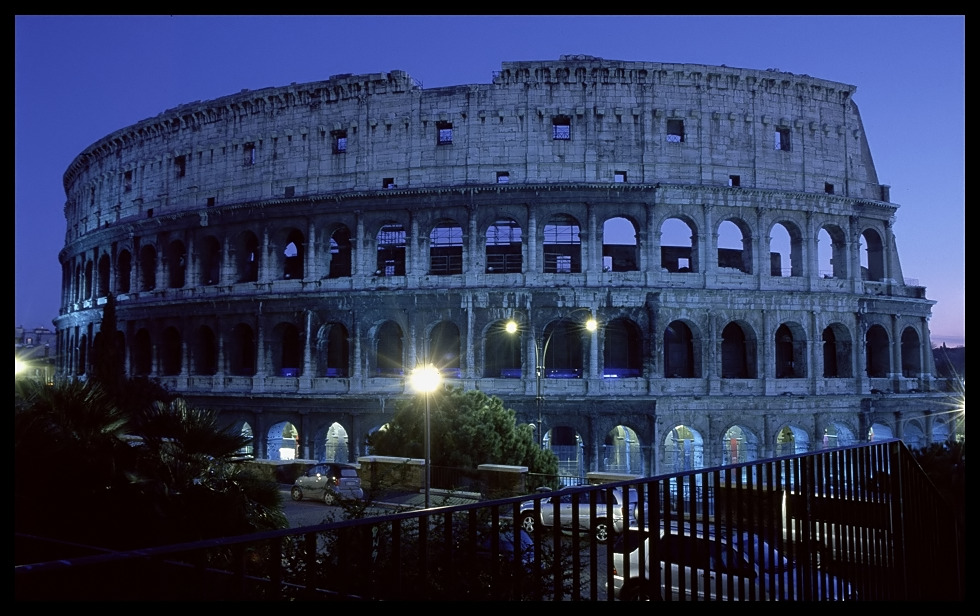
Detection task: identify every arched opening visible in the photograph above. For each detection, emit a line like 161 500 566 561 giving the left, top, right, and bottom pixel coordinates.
238 422 254 457
775 425 810 457
322 422 351 463
663 425 704 474
543 318 588 378
485 218 523 274
139 245 157 291
664 320 696 378
319 323 350 377
229 323 256 376
267 421 299 461
193 325 217 375
116 250 132 294
603 318 643 378
722 425 759 465
166 240 186 289
901 327 922 377
717 219 750 273
543 214 582 274
721 322 754 378
660 217 697 273
769 222 803 277
160 326 182 376
97 254 111 298
775 323 806 378
282 230 304 280
602 425 643 474
376 321 404 376
236 231 259 283
602 217 638 272
860 229 885 281
274 322 302 377
545 425 585 480
868 423 893 442
818 225 847 279
429 220 463 275
133 328 152 376
865 324 890 378
484 320 522 378
429 321 461 377
328 226 353 278
376 223 406 276
199 236 221 285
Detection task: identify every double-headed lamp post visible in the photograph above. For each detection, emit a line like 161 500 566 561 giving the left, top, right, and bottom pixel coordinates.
409 364 441 509
506 312 597 448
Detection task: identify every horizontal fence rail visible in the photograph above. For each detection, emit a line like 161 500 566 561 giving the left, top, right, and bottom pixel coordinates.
16 440 963 601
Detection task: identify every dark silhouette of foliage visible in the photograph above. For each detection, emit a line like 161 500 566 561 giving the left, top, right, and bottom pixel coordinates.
89 292 126 399
15 379 286 557
369 386 559 476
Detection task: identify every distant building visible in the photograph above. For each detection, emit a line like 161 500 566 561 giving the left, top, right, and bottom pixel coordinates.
15 326 56 383
53 56 957 474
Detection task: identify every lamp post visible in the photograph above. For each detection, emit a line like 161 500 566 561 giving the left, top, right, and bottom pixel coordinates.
410 364 441 509
506 311 597 448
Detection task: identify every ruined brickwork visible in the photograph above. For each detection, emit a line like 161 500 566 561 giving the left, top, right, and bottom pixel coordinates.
55 56 952 475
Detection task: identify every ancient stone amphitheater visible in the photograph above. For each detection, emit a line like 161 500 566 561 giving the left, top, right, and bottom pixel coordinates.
55 56 953 475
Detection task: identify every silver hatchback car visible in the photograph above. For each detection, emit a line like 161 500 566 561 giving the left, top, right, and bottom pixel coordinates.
518 486 637 543
291 462 364 505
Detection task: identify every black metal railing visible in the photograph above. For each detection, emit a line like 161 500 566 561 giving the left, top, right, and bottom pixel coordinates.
16 440 963 601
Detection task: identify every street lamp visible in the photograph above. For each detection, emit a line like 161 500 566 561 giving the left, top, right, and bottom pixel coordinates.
409 364 441 508
506 311 597 448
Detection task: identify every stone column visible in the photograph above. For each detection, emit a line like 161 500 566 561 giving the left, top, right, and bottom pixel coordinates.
259 226 272 282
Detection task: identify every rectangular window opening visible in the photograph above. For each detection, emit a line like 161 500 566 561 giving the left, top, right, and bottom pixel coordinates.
284 186 295 198
825 182 835 195
553 115 571 140
775 128 791 151
436 121 453 145
243 142 256 166
174 155 186 179
124 170 133 193
206 197 215 207
383 178 396 189
496 171 510 184
667 119 685 143
332 130 347 154
729 175 741 187
614 171 627 183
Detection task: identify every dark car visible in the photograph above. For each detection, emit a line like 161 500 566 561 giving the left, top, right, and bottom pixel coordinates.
291 462 363 504
612 524 853 601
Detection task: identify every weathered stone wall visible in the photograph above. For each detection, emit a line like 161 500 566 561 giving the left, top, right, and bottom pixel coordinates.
55 57 950 480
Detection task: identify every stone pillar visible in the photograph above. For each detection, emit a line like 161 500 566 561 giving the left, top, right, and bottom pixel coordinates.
301 310 313 386
305 218 318 280
527 206 538 273
185 235 197 287
259 226 271 282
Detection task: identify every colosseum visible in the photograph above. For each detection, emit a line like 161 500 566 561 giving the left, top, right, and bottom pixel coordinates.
55 55 954 476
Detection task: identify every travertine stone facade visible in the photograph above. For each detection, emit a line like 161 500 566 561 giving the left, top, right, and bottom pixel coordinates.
56 56 950 475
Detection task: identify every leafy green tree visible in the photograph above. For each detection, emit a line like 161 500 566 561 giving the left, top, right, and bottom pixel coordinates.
369 386 559 476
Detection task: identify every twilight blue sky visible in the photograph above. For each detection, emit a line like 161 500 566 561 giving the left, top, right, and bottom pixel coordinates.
14 15 964 346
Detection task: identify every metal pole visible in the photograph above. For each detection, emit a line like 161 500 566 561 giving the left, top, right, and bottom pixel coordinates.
536 347 543 448
424 390 431 509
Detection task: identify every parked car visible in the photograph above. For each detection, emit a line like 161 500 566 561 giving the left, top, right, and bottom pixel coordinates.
612 524 853 601
518 486 637 543
291 462 363 504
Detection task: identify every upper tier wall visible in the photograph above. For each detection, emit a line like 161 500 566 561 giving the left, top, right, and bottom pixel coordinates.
63 57 883 234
